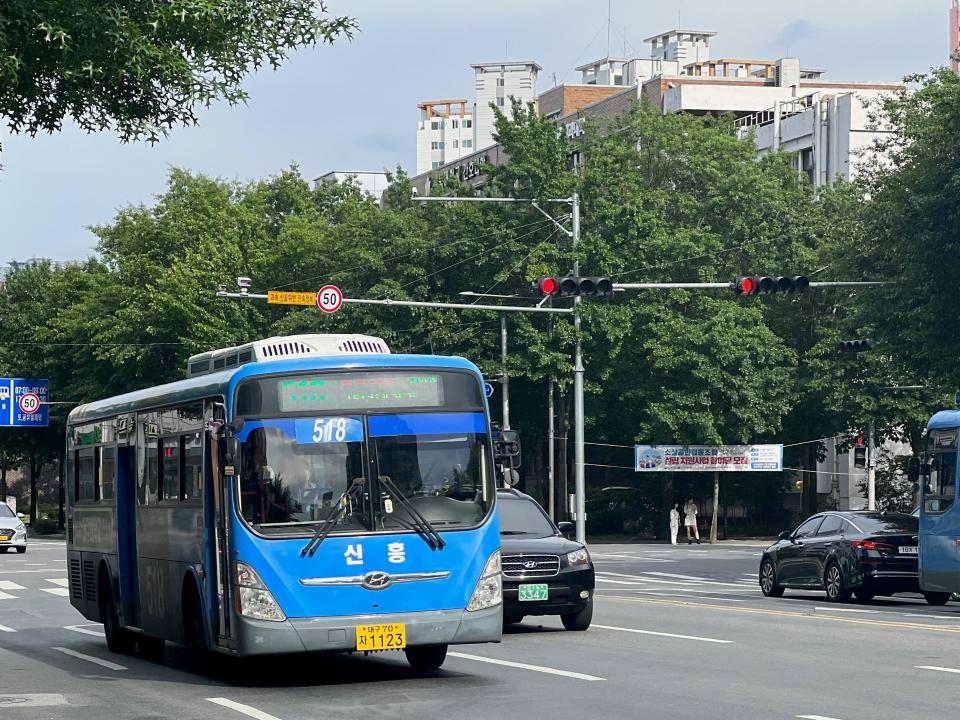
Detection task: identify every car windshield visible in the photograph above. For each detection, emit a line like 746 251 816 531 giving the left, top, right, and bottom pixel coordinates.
852 513 918 534
237 415 491 535
0 504 15 519
499 497 556 537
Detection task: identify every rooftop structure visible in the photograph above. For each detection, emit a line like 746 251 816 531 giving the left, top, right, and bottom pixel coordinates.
643 29 716 63
415 99 474 174
471 61 541 152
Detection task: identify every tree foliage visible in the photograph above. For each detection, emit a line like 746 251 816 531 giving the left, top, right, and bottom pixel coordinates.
0 1 356 144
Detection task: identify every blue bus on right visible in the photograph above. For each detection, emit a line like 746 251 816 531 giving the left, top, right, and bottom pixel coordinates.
914 410 960 601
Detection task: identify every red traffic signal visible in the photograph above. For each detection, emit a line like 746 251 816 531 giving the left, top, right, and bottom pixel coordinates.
536 276 560 296
855 435 865 446
734 275 809 297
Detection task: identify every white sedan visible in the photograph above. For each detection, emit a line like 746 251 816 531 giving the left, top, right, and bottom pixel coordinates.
0 503 27 553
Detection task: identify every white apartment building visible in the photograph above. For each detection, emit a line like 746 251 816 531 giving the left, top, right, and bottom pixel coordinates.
316 170 390 198
415 99 475 176
471 61 541 152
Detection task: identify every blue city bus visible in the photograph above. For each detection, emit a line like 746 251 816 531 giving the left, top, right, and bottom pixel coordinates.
914 410 959 603
65 334 502 671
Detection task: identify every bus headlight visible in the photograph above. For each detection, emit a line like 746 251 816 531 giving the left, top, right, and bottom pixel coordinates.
235 561 286 622
466 550 502 612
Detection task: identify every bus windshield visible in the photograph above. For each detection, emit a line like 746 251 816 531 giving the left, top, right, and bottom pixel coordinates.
235 370 492 536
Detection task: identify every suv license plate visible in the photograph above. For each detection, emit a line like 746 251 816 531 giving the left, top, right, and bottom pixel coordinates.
355 623 406 651
518 583 549 601
899 546 918 554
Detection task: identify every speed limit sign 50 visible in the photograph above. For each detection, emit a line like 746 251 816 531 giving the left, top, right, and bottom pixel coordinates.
316 284 344 314
18 392 41 414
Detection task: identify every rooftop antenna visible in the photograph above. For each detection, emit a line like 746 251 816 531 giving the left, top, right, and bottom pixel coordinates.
552 71 557 87
607 0 613 57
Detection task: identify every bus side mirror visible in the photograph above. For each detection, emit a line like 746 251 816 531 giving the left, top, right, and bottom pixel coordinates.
908 457 920 482
223 437 240 474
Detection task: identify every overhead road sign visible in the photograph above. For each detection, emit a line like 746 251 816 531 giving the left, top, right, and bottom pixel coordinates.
634 444 783 472
0 378 49 427
267 291 316 306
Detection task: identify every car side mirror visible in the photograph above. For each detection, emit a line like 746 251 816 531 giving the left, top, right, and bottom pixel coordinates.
907 457 920 483
557 521 574 539
778 531 791 541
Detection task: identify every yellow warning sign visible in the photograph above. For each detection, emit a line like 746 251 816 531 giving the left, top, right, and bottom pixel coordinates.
267 291 316 306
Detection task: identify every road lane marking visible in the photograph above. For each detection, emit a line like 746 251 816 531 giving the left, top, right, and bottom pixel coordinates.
603 595 960 634
813 607 879 614
207 698 284 720
0 581 26 590
448 652 604 681
0 590 18 600
64 624 104 637
597 571 751 588
42 588 70 596
916 665 960 674
630 591 745 602
46 578 69 587
0 624 16 632
797 715 844 719
592 624 734 644
52 646 127 670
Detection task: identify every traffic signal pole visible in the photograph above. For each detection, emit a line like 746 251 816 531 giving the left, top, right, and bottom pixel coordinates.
500 313 510 431
868 419 876 511
572 193 587 544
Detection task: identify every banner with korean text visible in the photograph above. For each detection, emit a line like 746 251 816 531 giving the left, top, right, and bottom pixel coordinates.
634 444 783 472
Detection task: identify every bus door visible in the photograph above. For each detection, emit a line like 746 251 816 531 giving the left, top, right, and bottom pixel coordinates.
116 414 141 627
919 428 960 594
205 405 235 649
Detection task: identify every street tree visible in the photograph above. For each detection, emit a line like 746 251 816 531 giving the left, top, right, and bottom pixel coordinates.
0 1 356 147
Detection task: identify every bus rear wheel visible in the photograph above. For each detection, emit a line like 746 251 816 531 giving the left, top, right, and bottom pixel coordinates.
100 573 135 654
405 644 447 673
183 583 209 655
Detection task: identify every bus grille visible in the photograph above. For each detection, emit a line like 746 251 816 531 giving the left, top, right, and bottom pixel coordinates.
502 554 560 578
67 518 73 544
82 561 97 603
69 558 83 600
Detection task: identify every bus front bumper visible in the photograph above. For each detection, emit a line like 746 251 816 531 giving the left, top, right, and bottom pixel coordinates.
234 603 502 656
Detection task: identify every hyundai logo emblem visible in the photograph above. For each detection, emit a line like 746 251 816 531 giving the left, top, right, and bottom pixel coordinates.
360 571 393 591
523 560 538 570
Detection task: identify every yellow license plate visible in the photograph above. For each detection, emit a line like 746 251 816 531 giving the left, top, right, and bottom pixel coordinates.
0 536 8 542
355 623 406 651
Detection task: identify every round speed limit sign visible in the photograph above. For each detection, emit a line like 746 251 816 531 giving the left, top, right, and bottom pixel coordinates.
316 284 343 314
18 392 41 415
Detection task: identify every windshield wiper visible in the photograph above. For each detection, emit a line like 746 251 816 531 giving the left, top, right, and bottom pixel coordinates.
378 475 446 550
300 477 366 558
380 513 439 550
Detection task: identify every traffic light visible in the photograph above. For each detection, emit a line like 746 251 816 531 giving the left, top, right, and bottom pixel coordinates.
853 436 866 469
534 275 613 297
734 275 809 296
839 339 873 353
493 430 522 469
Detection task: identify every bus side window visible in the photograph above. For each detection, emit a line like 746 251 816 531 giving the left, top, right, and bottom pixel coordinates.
161 436 182 501
925 452 957 514
99 446 116 501
77 447 96 502
183 432 203 501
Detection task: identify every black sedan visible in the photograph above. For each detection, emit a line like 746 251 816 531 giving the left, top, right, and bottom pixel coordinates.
759 511 949 604
497 489 595 630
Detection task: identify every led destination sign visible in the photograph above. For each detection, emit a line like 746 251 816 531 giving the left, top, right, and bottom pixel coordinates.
278 373 443 412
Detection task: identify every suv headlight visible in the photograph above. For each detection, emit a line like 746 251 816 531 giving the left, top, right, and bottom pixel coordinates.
235 561 286 621
466 550 502 612
566 548 591 567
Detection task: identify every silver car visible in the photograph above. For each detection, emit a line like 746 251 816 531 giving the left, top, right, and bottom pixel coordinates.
0 504 26 553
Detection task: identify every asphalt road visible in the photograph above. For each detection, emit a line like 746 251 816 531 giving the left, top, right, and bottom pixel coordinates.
2 540 960 720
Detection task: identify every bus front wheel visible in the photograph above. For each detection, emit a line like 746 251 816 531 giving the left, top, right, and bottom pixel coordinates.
405 644 447 673
183 582 208 654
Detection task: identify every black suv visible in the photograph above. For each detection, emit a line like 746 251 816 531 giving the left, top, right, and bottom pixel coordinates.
497 488 595 630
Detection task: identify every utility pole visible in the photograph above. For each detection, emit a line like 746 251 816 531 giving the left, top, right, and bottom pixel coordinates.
500 313 510 431
547 311 555 520
867 419 876 511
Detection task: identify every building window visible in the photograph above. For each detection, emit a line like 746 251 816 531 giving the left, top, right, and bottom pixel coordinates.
496 97 505 107
432 161 442 169
451 119 459 129
497 78 505 86
431 120 441 130
464 119 472 128
431 141 444 150
452 140 459 149
463 139 472 148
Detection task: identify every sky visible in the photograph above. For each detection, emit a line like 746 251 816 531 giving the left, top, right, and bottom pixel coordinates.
0 0 951 263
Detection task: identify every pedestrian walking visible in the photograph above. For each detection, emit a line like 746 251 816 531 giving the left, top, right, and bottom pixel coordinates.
684 497 701 544
669 503 680 545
